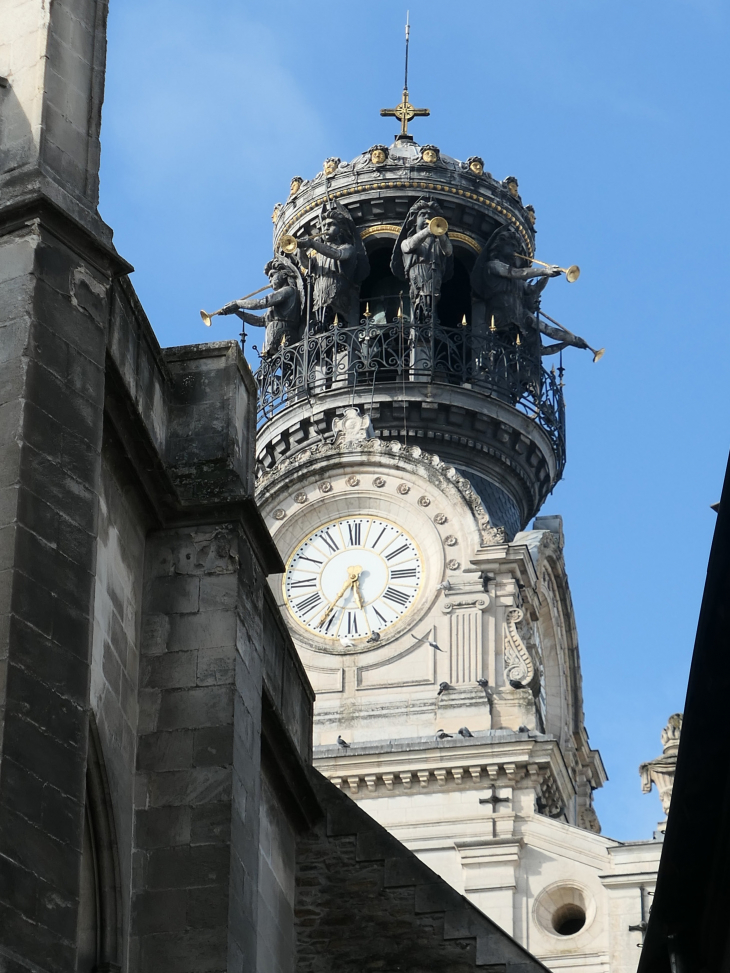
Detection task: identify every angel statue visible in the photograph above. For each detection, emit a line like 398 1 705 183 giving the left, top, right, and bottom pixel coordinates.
469 225 591 358
294 200 369 330
391 198 453 325
219 256 304 357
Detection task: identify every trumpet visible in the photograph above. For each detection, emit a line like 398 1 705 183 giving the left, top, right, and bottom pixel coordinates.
278 234 299 254
278 229 329 254
199 283 273 327
515 253 580 283
540 309 605 363
428 216 449 236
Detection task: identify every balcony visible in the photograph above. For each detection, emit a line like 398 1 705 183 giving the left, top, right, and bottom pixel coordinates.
254 310 566 476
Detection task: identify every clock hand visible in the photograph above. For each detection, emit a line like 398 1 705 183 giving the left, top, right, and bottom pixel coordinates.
316 566 363 630
351 577 372 636
317 578 353 628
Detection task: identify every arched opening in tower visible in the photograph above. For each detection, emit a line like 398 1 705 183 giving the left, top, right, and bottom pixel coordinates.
360 244 409 323
360 244 474 330
438 256 472 329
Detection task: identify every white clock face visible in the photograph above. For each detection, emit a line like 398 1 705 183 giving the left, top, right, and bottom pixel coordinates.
284 516 422 642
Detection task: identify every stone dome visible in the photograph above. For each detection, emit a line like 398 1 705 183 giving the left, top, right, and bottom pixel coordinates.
273 138 536 265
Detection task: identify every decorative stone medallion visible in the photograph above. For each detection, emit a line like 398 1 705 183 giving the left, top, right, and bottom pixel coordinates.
444 535 458 547
418 495 431 507
373 476 386 488
397 483 410 495
346 475 360 487
447 559 460 570
294 492 308 504
319 481 333 494
434 513 448 525
274 509 287 521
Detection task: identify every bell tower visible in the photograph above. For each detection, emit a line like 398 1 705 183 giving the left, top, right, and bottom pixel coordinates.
250 113 617 964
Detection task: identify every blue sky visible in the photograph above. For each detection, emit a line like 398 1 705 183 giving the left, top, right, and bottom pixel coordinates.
99 0 730 841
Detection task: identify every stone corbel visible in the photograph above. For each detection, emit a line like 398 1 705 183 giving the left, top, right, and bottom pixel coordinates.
502 608 536 688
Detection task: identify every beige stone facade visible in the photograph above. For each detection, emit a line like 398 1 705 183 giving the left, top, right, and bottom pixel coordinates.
258 433 665 973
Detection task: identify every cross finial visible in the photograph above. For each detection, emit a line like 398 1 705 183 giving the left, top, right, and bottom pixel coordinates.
380 14 429 138
380 88 430 138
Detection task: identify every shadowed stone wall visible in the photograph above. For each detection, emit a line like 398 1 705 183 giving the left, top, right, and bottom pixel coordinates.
0 4 558 973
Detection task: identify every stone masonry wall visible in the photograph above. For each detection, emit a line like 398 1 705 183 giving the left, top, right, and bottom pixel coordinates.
89 444 148 967
132 522 266 973
0 221 109 971
295 770 548 973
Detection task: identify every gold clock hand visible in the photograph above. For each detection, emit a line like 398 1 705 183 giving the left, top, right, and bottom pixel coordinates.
352 578 372 636
316 566 363 630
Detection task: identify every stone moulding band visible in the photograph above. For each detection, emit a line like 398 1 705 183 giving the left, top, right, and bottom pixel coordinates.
358 224 482 253
276 180 532 255
360 224 401 239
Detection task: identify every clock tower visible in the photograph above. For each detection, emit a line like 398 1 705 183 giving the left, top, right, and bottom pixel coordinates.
248 119 658 971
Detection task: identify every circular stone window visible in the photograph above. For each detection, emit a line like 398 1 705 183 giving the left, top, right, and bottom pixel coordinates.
534 885 594 938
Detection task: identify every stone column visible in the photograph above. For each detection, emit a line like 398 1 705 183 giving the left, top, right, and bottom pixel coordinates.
131 521 270 973
0 218 117 968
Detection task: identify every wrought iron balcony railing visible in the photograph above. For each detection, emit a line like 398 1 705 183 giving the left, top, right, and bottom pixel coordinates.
254 315 566 471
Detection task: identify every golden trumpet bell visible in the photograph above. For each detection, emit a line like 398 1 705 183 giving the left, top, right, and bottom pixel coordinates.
592 347 605 363
565 265 581 283
200 310 213 327
428 216 449 236
279 234 299 254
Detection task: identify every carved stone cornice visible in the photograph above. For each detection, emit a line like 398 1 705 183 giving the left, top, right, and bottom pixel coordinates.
314 734 576 810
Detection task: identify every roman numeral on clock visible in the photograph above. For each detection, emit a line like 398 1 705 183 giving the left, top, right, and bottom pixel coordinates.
296 592 322 614
320 530 339 553
288 577 317 589
385 543 409 561
347 522 361 546
383 587 410 606
371 526 387 549
347 611 358 635
390 567 417 579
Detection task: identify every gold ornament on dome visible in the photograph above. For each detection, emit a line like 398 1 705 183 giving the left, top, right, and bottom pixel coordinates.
271 203 282 224
421 146 439 164
380 88 430 137
323 157 341 176
468 156 484 175
289 176 303 197
370 146 388 165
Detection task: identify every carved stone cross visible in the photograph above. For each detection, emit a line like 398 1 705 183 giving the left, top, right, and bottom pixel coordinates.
380 88 430 137
479 791 509 810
